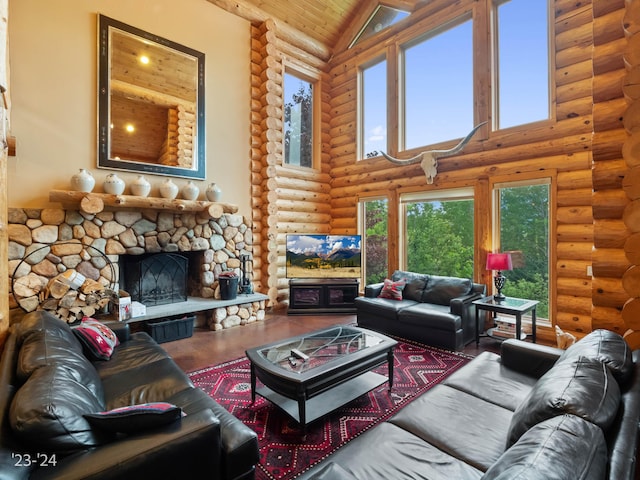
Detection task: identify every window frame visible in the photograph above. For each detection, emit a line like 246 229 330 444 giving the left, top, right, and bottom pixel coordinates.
282 64 321 170
491 0 554 130
354 0 555 162
490 173 556 325
399 187 475 272
399 13 475 151
357 54 389 161
358 193 392 286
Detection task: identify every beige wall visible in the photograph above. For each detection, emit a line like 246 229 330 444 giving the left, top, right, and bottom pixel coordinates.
7 0 251 214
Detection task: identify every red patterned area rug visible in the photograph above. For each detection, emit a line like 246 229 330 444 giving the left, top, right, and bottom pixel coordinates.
188 339 471 480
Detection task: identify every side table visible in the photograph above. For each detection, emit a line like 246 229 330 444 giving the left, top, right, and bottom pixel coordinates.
473 296 539 345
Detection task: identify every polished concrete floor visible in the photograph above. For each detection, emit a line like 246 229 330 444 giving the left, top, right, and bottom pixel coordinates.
161 311 504 372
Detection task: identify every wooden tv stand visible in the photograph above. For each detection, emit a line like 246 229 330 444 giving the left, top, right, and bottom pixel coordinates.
288 278 359 315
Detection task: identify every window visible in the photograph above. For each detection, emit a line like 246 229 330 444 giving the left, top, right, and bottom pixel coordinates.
494 0 550 128
493 180 550 320
359 197 389 284
400 189 474 277
361 58 387 159
284 72 314 167
403 17 473 149
350 5 409 48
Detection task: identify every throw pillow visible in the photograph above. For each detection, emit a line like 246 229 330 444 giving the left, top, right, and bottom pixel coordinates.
72 317 120 361
84 402 184 433
10 364 108 452
378 278 406 300
558 328 633 383
483 415 607 480
506 356 620 448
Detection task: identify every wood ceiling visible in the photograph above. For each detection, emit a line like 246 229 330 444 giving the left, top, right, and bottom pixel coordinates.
208 0 425 59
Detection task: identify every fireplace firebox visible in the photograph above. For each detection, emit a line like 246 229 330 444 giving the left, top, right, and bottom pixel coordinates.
120 253 189 307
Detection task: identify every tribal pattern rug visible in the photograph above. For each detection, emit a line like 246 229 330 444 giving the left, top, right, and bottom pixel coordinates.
189 339 472 480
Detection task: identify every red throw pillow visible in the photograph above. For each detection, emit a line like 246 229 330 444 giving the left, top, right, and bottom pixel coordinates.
84 402 183 433
72 317 120 361
378 278 406 300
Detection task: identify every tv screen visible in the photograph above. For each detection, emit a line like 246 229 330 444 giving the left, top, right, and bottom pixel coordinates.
286 234 362 279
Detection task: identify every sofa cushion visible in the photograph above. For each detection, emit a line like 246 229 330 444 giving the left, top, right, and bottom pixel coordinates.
506 356 620 447
15 313 85 381
17 325 85 379
354 296 418 317
558 329 633 384
442 351 537 411
422 275 472 306
14 310 78 345
93 332 171 379
298 421 484 480
399 303 461 332
391 270 429 302
305 463 359 480
378 278 406 300
390 384 513 472
483 415 607 480
10 364 109 452
101 357 194 408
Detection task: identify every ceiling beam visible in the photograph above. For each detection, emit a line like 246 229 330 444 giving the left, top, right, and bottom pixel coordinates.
206 0 332 61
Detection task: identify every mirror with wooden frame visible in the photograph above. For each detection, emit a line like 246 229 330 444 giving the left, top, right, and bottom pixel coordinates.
98 15 205 179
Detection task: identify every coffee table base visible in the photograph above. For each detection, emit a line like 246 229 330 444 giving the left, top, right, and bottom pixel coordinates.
255 371 388 426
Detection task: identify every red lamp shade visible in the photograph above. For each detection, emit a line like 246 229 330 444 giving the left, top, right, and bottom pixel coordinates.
486 253 513 272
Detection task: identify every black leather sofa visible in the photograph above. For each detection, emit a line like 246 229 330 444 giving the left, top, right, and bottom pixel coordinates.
298 329 640 480
0 311 259 480
356 270 486 351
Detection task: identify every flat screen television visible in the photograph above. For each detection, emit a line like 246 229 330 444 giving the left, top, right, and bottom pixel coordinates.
286 234 361 279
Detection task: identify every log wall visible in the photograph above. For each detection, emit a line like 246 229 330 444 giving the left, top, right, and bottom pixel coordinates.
321 0 609 341
591 0 630 337
250 20 331 308
622 0 640 348
242 0 631 340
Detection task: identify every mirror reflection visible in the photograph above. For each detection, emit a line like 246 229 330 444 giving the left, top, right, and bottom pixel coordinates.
98 15 205 179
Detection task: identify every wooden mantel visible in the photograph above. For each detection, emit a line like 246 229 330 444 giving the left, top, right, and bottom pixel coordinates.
49 190 239 218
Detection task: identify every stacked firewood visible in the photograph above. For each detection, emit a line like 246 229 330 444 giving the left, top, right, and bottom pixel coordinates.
13 269 115 323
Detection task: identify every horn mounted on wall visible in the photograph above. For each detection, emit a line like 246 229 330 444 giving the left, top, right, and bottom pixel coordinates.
381 121 487 184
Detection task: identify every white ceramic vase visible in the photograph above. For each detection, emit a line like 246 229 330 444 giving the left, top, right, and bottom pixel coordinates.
70 168 95 193
103 173 125 195
206 183 222 202
130 175 151 197
181 181 200 200
159 178 179 199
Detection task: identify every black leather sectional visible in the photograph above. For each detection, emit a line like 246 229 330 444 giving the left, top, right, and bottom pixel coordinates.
356 270 486 351
0 311 259 480
299 329 640 480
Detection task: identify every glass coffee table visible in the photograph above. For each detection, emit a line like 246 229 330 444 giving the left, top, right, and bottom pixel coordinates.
246 325 397 429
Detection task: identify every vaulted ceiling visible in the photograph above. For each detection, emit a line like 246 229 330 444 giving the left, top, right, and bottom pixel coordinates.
207 0 425 59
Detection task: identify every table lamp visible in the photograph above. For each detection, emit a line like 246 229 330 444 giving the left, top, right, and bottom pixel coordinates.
486 252 513 301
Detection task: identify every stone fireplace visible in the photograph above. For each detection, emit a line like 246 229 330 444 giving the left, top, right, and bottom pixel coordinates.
8 207 267 330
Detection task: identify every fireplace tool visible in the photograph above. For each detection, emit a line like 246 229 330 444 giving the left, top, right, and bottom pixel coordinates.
240 254 253 294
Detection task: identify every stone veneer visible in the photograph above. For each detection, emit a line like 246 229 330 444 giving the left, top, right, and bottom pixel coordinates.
7 207 265 330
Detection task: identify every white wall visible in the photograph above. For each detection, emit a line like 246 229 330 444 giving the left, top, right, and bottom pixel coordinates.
8 0 251 214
